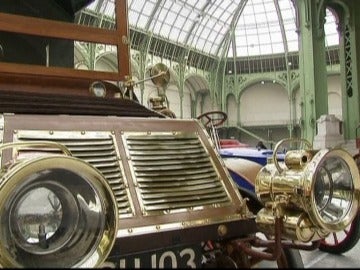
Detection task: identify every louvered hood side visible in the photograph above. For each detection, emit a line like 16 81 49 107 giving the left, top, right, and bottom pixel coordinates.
1 114 251 243
123 132 232 214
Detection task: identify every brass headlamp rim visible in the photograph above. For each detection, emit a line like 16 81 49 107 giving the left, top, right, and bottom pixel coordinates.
0 155 119 268
306 148 360 232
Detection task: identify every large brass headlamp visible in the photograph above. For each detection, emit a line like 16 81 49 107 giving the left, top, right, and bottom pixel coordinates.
0 142 118 268
255 138 360 242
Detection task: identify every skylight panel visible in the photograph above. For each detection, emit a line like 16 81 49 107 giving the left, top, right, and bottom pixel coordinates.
128 0 156 28
324 9 339 46
87 0 341 59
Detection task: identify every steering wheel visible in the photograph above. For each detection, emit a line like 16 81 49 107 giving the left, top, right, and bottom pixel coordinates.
196 110 227 128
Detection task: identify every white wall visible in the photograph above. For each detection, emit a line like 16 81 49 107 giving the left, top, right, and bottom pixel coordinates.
165 84 181 117
240 82 289 126
226 94 237 126
294 74 342 123
203 93 212 114
327 74 342 120
182 87 192 119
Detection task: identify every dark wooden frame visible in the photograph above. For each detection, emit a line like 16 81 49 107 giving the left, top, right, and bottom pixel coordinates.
0 0 130 82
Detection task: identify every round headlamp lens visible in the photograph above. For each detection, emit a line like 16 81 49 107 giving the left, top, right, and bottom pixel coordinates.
14 187 63 245
314 156 353 224
0 156 118 268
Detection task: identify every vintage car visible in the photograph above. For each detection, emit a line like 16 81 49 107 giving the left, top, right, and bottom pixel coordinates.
199 110 360 256
220 137 360 255
0 0 359 268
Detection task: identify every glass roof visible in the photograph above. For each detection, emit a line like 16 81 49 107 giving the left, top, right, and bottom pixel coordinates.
84 0 339 58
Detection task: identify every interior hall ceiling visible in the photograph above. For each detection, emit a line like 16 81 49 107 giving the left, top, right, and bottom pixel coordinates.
78 0 339 60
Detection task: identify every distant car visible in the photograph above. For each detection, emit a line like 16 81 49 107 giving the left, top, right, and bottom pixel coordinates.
219 143 285 166
219 144 284 193
219 139 249 149
219 144 285 215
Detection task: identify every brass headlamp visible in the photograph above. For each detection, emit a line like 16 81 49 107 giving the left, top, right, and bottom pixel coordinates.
255 138 360 242
0 141 118 268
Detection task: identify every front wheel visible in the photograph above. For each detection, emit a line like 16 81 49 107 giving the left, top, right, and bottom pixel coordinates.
252 246 304 268
276 248 304 268
319 212 360 254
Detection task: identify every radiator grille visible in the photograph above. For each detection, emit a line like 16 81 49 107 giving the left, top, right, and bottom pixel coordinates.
124 132 231 215
14 131 132 217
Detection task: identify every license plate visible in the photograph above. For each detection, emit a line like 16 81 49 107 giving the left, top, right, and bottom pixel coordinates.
104 245 202 268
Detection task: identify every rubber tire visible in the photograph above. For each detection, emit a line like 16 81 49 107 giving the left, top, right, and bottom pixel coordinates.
280 248 304 268
319 212 360 254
